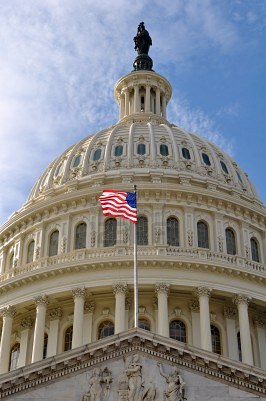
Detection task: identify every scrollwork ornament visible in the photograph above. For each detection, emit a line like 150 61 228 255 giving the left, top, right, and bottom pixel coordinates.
34 295 49 307
21 316 33 329
49 308 63 320
72 287 86 299
113 282 128 295
189 300 200 312
155 282 170 295
91 230 96 247
84 301 96 313
218 235 224 252
0 305 16 318
224 306 237 319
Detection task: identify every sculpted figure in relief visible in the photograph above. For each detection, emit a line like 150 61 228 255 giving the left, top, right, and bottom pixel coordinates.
158 363 185 401
82 367 112 401
125 354 143 401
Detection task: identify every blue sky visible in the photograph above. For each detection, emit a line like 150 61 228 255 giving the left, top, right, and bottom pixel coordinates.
0 0 265 225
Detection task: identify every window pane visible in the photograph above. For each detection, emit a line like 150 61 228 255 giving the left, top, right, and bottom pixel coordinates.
182 147 191 160
55 162 64 177
9 343 20 370
64 326 73 351
137 143 146 155
75 223 87 249
98 321 114 339
104 219 117 247
220 161 228 174
27 240 35 263
93 149 102 161
167 217 179 246
114 145 123 157
49 230 59 257
236 170 243 183
138 319 150 331
251 238 259 262
226 228 236 255
73 155 81 167
197 221 209 248
169 320 186 342
137 216 148 245
202 153 211 166
160 144 169 156
211 325 221 354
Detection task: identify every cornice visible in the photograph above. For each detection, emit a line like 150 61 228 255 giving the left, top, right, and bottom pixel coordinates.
0 329 265 398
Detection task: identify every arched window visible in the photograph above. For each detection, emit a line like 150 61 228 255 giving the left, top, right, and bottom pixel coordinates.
197 221 209 249
137 216 148 245
182 147 191 160
167 217 179 247
202 153 211 166
9 343 20 370
93 149 101 161
220 161 229 174
211 325 221 354
73 154 81 168
169 320 186 343
114 145 123 157
138 319 150 331
237 331 242 362
27 240 35 263
160 144 169 156
64 326 73 351
104 219 117 247
250 237 260 262
98 321 114 339
43 333 48 359
226 228 236 255
75 222 87 249
49 230 59 257
137 143 146 155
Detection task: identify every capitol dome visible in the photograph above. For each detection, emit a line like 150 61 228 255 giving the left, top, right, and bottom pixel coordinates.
0 23 265 401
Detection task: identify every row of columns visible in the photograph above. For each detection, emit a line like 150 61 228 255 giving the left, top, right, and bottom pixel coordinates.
120 85 166 119
0 285 264 374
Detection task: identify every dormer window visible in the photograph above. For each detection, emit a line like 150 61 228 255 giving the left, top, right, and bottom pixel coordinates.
160 144 169 156
114 145 123 157
93 149 101 161
137 143 146 155
202 153 211 166
182 147 191 160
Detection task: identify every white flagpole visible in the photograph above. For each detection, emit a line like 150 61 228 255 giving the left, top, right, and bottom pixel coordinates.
133 184 138 328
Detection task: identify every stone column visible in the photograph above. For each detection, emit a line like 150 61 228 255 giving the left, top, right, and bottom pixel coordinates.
72 288 86 349
32 295 49 363
0 306 16 374
156 88 161 115
47 308 62 357
224 306 238 360
155 283 170 337
189 300 201 348
113 282 127 334
17 317 33 368
234 294 253 365
195 287 212 351
254 315 266 369
134 85 140 113
162 93 167 118
145 85 151 113
84 301 95 344
124 88 129 116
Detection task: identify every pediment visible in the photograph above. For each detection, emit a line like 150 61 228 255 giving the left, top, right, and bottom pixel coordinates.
0 329 265 400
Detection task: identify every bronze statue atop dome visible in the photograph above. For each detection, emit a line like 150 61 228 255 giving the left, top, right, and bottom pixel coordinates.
133 22 153 71
134 22 152 55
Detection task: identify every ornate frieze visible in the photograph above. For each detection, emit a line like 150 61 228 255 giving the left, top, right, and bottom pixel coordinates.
84 301 96 313
224 306 237 319
48 308 63 320
72 287 86 299
113 282 128 295
155 282 170 295
20 316 33 329
34 295 49 307
0 305 16 318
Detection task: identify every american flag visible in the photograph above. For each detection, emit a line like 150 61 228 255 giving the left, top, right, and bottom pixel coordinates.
98 190 137 223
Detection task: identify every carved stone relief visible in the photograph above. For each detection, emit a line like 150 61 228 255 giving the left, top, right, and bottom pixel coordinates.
82 367 112 401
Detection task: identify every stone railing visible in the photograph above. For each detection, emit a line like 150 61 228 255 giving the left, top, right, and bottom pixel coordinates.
0 246 265 282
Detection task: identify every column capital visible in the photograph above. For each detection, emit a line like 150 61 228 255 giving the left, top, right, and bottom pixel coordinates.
189 300 200 312
0 305 16 318
21 316 33 329
254 315 266 328
113 282 128 295
233 294 251 307
72 287 86 299
34 295 49 307
84 301 95 313
48 308 63 321
155 282 170 295
224 305 237 319
195 287 212 299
